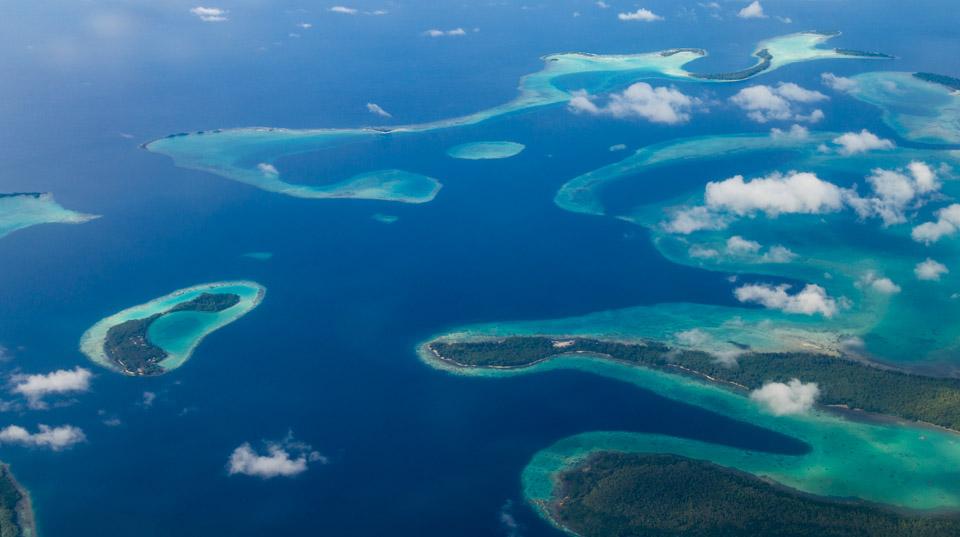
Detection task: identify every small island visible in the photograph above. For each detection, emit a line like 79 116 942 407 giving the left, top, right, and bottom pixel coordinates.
426 336 960 430
551 452 960 537
914 72 960 92
0 464 37 537
81 282 265 376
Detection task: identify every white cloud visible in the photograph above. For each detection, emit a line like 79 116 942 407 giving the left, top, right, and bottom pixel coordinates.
596 1 610 8
730 83 827 123
770 124 809 140
734 283 839 317
737 1 767 19
329 6 358 15
11 367 92 409
726 235 761 254
750 379 819 415
665 205 728 234
423 28 466 37
915 258 949 281
689 245 720 259
608 143 627 152
297 22 313 29
912 204 960 244
366 103 392 118
821 72 858 92
760 245 798 263
831 129 895 155
706 171 845 217
846 162 939 226
618 8 664 21
569 83 700 125
858 271 901 294
227 434 326 479
257 163 279 176
675 329 711 346
190 6 228 22
142 391 156 407
0 424 85 450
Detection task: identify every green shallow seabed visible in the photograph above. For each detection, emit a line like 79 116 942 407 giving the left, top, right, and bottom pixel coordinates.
0 193 98 240
446 141 525 160
144 32 882 202
79 281 265 374
556 131 960 367
849 72 960 145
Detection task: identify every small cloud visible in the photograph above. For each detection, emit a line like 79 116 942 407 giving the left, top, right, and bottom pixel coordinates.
820 72 857 92
737 1 767 19
190 6 228 22
11 367 92 409
730 83 827 123
664 205 729 234
297 22 312 29
366 102 392 118
706 171 844 217
141 391 157 408
608 143 627 152
760 245 797 263
726 235 762 255
257 163 279 176
770 124 809 140
0 424 85 450
329 6 358 15
569 83 700 124
857 271 901 294
831 129 895 156
735 283 839 317
423 28 467 37
499 500 523 537
618 8 664 22
750 379 819 415
227 433 326 479
915 258 948 281
912 204 960 244
776 16 792 23
596 1 610 8
689 245 720 259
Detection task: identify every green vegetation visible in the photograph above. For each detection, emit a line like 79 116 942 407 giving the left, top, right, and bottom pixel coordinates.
553 452 960 537
690 49 772 81
428 336 960 430
914 72 960 91
169 292 240 313
835 48 895 58
660 48 705 57
0 193 42 199
103 292 240 376
0 465 35 537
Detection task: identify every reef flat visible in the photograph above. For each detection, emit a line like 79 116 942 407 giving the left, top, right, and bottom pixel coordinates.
551 452 960 537
0 464 37 537
446 141 525 160
555 131 960 366
0 192 97 240
427 336 960 430
848 71 960 144
80 281 265 376
144 32 880 202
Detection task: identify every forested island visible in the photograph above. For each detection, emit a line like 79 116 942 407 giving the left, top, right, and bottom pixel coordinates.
552 452 960 537
427 336 960 430
914 72 960 91
104 292 239 376
0 465 36 537
835 48 895 58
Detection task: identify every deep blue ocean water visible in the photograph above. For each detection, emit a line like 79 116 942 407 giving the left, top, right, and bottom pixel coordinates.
1 1 958 535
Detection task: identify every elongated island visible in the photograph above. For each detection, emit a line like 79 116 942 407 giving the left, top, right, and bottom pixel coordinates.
0 464 37 537
80 281 265 376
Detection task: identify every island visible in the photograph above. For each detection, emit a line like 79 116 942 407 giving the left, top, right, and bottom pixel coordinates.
0 464 37 537
835 48 895 58
0 192 98 240
426 336 960 430
81 281 265 376
551 452 960 537
690 49 773 81
914 72 960 92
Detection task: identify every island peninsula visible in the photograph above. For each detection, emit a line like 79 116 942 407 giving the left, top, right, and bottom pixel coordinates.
80 281 265 376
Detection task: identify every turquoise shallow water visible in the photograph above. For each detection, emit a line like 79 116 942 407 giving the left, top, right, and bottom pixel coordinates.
447 141 526 160
0 193 96 239
79 281 265 374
